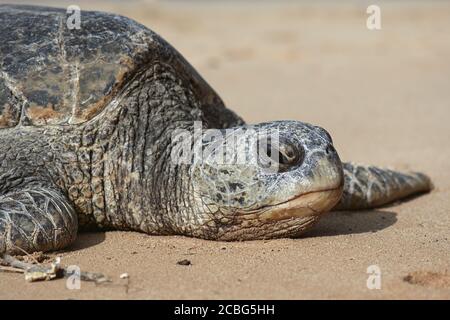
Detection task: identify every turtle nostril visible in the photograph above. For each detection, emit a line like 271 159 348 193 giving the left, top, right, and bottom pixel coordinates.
325 144 334 155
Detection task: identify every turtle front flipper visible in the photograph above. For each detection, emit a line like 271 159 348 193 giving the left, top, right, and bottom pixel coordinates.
0 185 78 255
334 162 433 210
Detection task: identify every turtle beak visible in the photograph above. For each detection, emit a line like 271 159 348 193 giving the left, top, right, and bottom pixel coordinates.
258 187 343 222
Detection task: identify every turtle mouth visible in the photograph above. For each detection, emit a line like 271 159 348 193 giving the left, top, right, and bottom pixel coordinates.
257 187 343 222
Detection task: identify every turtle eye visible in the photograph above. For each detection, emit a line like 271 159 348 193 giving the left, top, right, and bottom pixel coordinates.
278 143 299 166
276 141 304 172
257 137 304 173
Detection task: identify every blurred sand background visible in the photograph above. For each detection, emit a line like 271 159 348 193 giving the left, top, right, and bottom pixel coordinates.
0 0 449 299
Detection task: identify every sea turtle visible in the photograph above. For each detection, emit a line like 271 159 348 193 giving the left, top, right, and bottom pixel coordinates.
0 5 432 256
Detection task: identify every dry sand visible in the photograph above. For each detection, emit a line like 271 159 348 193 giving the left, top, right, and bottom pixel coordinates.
0 0 449 299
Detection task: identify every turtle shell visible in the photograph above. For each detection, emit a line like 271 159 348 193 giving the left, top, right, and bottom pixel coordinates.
0 4 225 128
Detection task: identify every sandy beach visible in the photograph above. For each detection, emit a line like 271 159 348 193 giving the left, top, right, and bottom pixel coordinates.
0 0 449 299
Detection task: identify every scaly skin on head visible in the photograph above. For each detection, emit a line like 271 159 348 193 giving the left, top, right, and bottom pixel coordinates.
179 121 344 240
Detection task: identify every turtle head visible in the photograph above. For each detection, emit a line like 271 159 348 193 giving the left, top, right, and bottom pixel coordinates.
176 120 344 240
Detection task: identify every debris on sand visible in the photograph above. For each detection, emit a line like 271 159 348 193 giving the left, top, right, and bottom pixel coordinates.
403 271 450 289
0 253 110 283
177 259 192 266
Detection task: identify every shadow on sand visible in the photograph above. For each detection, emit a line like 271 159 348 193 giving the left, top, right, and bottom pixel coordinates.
303 210 398 238
67 232 107 252
63 210 398 250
